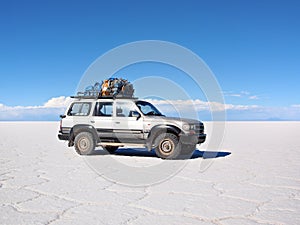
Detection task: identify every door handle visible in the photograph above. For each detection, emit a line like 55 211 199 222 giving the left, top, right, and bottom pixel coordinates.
115 122 120 124
90 121 95 123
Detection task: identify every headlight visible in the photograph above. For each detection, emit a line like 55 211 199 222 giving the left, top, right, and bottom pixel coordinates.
182 123 190 131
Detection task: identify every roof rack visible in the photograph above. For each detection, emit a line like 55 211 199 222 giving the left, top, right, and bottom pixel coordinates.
70 95 138 100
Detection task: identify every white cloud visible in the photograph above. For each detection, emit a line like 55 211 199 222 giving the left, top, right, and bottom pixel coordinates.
249 95 259 100
230 94 242 97
0 96 71 121
0 103 8 110
1 97 300 121
146 99 259 113
241 91 250 95
224 90 260 100
144 99 300 120
43 96 72 108
222 91 242 98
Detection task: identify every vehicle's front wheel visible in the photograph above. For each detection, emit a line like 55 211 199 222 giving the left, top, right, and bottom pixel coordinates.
154 133 180 159
102 146 119 154
74 132 96 155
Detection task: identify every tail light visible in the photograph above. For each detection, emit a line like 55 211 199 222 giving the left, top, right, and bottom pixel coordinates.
59 115 65 132
59 119 62 132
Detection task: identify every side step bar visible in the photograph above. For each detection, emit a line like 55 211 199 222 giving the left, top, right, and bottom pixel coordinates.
97 142 146 148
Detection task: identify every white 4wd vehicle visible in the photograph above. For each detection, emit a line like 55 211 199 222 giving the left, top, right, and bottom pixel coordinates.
58 96 206 159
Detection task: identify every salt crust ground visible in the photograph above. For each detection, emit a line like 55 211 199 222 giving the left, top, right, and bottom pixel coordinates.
0 122 300 225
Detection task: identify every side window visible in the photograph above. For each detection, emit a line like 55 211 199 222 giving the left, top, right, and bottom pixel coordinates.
116 102 136 117
138 105 152 114
94 102 113 117
67 103 91 116
81 103 90 115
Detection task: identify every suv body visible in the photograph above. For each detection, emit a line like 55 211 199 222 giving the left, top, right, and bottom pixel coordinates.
58 97 206 159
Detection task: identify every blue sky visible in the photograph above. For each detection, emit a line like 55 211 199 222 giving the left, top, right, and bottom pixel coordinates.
0 0 300 120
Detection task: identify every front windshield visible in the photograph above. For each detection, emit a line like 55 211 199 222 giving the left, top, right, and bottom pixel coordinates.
136 100 164 116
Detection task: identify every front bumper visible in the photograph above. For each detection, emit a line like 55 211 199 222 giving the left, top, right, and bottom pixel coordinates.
180 133 206 145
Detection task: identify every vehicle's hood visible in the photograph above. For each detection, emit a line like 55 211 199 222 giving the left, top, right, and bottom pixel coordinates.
144 116 202 125
164 117 202 124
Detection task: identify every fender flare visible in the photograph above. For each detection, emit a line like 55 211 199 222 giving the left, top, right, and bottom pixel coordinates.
68 124 98 147
146 125 181 150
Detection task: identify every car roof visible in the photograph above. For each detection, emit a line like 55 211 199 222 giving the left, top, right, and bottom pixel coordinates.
70 97 139 103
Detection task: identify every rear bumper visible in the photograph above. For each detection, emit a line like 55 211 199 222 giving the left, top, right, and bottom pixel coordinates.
58 133 69 141
180 133 206 145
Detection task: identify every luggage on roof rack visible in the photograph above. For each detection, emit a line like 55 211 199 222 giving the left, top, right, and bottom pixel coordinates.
76 78 135 99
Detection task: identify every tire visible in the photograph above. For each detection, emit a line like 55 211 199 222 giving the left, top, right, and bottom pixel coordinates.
74 132 96 155
154 133 180 159
102 146 119 154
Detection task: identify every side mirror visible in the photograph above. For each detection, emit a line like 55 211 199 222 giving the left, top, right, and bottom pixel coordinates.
60 115 66 119
131 111 141 120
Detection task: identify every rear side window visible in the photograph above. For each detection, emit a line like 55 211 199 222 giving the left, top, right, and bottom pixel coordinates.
94 102 113 117
67 102 91 116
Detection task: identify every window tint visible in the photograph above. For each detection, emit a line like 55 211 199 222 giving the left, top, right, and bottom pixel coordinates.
94 102 113 117
67 103 91 116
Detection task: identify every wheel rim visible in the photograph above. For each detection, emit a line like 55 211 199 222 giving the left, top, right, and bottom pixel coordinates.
78 137 90 151
160 139 174 154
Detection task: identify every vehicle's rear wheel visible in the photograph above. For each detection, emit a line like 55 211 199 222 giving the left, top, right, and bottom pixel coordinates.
74 132 96 155
102 146 119 154
154 133 180 159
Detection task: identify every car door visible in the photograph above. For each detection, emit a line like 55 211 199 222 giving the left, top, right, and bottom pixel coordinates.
92 101 114 139
113 100 144 143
